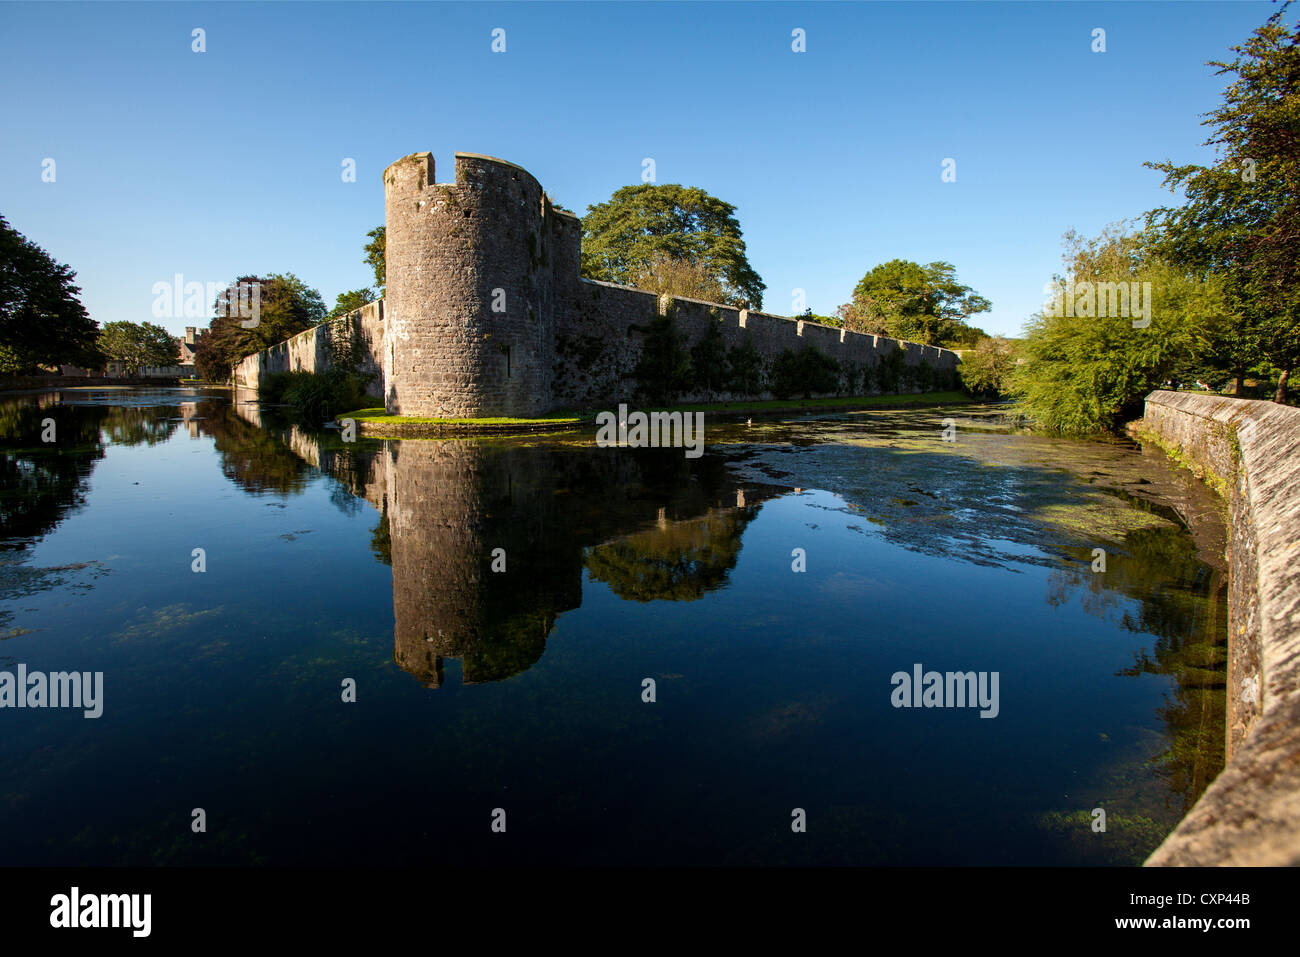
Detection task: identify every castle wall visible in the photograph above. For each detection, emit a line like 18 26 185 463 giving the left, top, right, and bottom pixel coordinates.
382 152 557 417
552 278 960 408
234 149 961 414
232 299 385 399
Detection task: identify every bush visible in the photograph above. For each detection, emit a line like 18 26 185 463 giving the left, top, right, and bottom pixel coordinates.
770 347 840 399
906 358 935 392
690 315 730 398
260 369 371 423
726 337 764 396
633 310 693 404
876 347 906 394
959 337 1016 398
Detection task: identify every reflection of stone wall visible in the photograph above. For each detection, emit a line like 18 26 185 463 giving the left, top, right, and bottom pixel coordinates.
232 395 781 687
384 440 578 686
376 440 778 687
1140 391 1300 866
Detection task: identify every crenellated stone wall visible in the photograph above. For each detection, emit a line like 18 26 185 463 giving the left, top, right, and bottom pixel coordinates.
236 149 960 415
1138 390 1300 866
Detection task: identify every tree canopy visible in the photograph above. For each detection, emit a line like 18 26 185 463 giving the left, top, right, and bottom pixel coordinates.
836 259 990 347
1145 7 1300 401
193 273 326 381
99 321 178 374
581 184 766 309
327 288 376 320
1010 227 1227 433
364 227 385 291
0 215 101 372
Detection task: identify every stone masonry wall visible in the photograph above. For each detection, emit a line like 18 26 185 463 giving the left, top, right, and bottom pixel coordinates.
233 299 384 400
1139 391 1300 866
552 277 958 409
382 152 556 417
237 149 960 414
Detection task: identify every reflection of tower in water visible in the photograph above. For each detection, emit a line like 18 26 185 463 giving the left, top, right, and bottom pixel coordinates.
384 440 581 687
379 440 779 688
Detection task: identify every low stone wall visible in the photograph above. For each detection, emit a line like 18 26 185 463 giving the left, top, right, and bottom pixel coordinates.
232 300 385 399
1138 390 1300 866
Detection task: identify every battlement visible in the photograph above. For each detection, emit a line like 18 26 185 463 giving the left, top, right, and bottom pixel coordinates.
239 149 960 413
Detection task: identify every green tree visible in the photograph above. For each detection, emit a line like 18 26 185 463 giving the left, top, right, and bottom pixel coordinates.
1010 227 1227 434
770 347 840 399
690 314 730 398
796 307 842 328
98 321 179 374
364 227 385 291
727 337 764 395
327 288 376 320
0 215 101 371
958 336 1017 398
193 273 326 382
1145 8 1300 402
633 310 692 404
837 259 991 346
582 184 766 308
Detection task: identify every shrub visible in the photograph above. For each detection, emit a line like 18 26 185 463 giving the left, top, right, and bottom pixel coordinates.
958 337 1017 398
876 347 906 394
633 310 692 404
770 347 840 399
260 368 371 423
726 337 763 396
690 314 730 399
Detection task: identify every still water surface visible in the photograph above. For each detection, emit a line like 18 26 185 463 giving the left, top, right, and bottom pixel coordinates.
0 388 1226 865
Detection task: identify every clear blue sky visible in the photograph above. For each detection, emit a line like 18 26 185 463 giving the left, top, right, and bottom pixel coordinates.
0 1 1275 338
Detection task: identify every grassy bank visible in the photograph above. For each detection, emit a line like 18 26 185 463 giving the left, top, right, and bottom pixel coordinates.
336 391 974 436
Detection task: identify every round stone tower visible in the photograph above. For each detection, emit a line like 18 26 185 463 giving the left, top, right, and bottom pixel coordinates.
382 151 557 417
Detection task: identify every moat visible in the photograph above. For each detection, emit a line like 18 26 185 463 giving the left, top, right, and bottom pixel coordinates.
0 387 1227 866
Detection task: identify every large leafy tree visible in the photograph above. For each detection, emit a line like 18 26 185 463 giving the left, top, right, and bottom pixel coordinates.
836 259 990 347
581 184 766 309
99 321 178 374
1011 227 1227 434
193 273 326 381
1145 7 1300 402
327 288 376 320
0 215 101 371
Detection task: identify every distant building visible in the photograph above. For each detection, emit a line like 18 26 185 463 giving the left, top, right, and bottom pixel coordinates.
102 327 203 378
178 326 205 369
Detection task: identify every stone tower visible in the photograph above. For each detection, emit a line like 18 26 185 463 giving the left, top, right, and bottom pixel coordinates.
382 151 559 417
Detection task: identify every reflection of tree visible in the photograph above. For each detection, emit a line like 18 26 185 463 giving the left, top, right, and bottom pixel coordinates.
0 396 115 636
1047 523 1226 816
0 397 108 547
369 506 391 566
585 507 755 601
300 436 780 687
197 402 312 495
100 406 180 447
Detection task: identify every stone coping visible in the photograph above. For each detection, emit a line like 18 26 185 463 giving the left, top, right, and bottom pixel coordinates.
1140 390 1300 866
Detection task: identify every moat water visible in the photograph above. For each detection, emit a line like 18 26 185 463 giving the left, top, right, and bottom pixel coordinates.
0 387 1227 865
